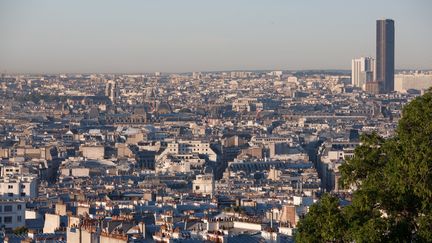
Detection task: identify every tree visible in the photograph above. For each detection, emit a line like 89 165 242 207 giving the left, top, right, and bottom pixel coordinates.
295 194 347 243
12 226 28 235
296 89 432 242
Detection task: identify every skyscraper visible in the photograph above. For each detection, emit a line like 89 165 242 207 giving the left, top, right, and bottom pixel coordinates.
352 57 375 90
376 19 395 93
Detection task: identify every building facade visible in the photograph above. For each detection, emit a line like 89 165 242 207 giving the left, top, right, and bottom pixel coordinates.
105 80 120 104
351 57 375 90
376 19 395 93
0 200 26 230
394 73 432 93
0 175 38 200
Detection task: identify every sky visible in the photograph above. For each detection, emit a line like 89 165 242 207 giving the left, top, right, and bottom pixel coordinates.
0 0 431 73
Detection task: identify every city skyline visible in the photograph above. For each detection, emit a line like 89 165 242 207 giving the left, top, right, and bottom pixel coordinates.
0 0 431 73
1 1 432 242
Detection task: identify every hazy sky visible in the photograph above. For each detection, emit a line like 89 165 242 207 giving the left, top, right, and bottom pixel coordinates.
0 0 431 73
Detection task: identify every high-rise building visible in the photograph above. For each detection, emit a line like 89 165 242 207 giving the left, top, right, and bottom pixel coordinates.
351 57 375 90
376 19 395 93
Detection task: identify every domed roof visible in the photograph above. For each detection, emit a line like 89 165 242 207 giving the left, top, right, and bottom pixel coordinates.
179 107 192 113
157 102 172 114
133 104 151 115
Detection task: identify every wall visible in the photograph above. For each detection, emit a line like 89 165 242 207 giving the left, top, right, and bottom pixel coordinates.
80 146 105 160
0 200 26 230
43 213 61 233
233 221 262 231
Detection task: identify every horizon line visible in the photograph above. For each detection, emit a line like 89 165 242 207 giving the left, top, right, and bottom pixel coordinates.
2 68 431 76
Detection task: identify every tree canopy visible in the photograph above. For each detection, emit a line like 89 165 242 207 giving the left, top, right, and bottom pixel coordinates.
295 90 432 242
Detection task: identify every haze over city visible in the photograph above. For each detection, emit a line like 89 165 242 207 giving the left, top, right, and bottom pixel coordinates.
1 0 431 73
0 1 432 243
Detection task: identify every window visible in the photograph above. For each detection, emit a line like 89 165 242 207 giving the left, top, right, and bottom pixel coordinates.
4 216 12 224
0 206 2 212
21 185 26 189
4 205 12 212
21 193 26 197
17 204 22 210
8 193 13 197
17 216 22 222
0 217 2 223
8 185 13 189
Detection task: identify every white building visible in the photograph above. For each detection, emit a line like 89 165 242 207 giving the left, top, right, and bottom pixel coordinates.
158 141 217 161
79 145 105 160
193 174 215 195
156 140 218 174
0 175 38 200
232 98 258 112
43 213 67 233
0 165 21 177
60 167 90 178
394 73 432 93
287 76 299 85
318 141 358 192
0 200 26 230
156 154 205 174
352 57 375 90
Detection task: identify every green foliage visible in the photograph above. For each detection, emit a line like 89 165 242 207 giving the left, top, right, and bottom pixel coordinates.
13 226 28 235
295 194 347 243
296 90 432 242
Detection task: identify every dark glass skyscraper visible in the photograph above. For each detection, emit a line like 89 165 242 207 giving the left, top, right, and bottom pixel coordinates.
376 19 395 93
